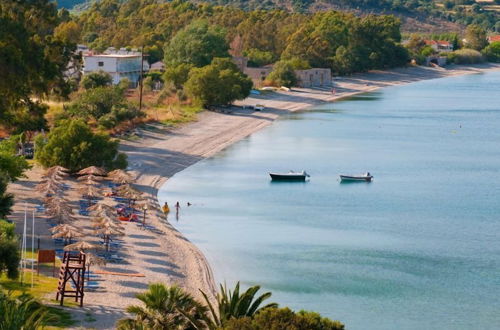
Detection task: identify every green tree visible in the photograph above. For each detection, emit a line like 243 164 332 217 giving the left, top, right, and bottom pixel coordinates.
0 0 75 130
482 41 500 62
116 283 209 329
267 61 298 87
0 219 19 278
465 24 488 51
201 282 278 328
81 71 113 90
163 64 194 89
0 292 52 329
69 86 128 120
164 20 229 68
244 49 276 67
223 307 344 330
35 120 127 172
185 58 252 107
0 177 14 219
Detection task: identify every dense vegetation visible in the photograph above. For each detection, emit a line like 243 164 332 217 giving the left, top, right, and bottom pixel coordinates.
117 282 344 329
75 0 409 75
35 120 127 172
61 0 500 32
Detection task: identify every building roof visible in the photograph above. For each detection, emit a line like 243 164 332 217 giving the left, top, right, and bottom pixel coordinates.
488 35 500 43
84 54 141 58
424 40 452 46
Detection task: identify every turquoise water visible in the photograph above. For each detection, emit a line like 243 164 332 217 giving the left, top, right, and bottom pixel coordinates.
158 71 500 330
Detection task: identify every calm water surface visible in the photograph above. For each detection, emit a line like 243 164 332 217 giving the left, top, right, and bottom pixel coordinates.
159 71 500 330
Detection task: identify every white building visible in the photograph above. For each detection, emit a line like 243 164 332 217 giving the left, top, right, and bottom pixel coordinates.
83 51 148 86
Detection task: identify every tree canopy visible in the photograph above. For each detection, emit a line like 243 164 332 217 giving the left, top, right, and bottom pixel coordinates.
164 20 230 68
465 24 488 51
35 120 127 172
0 0 76 131
185 58 252 107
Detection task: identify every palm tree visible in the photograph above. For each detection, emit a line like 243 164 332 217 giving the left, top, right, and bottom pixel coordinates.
200 282 278 327
0 292 53 329
116 284 209 330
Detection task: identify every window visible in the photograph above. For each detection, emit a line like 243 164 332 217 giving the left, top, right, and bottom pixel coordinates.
98 61 104 67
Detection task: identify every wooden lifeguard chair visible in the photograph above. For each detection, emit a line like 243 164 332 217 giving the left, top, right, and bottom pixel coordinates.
56 251 86 307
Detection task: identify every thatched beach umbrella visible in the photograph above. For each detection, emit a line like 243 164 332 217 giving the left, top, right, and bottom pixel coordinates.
77 166 106 176
79 185 102 198
52 228 84 244
64 240 101 252
46 207 75 224
46 166 69 174
94 227 124 251
87 203 115 212
77 174 104 182
108 169 133 184
116 184 143 205
50 224 79 234
35 180 63 193
84 252 106 280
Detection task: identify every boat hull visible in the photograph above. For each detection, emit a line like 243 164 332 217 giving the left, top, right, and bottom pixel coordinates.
339 175 373 182
270 173 307 181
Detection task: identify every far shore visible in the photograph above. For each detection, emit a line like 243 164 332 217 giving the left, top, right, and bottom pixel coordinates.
7 63 500 328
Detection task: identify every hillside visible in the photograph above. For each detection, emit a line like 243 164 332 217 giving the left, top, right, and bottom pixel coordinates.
59 0 499 32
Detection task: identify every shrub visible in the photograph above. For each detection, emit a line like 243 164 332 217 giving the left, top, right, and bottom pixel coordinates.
81 71 113 90
35 119 127 172
267 61 298 87
482 41 500 62
185 58 252 107
223 307 345 330
163 63 193 89
447 49 485 64
0 219 20 278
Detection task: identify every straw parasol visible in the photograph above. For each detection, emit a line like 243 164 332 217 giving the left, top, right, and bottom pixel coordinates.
84 252 106 280
88 203 115 213
64 240 101 252
77 174 104 182
52 228 84 243
77 166 106 176
116 184 143 202
50 224 79 234
35 180 63 193
94 227 124 251
46 166 69 174
108 169 134 184
46 207 75 224
79 185 102 198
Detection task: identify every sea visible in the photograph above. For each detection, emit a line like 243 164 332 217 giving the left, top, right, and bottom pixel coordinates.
158 70 500 330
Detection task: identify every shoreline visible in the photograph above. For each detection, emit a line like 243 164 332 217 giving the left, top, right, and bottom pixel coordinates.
7 63 500 328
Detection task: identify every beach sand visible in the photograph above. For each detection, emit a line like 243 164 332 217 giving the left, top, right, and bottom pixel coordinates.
6 63 500 328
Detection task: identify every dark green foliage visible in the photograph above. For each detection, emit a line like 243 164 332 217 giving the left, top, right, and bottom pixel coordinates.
35 120 127 172
482 41 500 62
223 307 344 330
0 292 54 329
185 58 252 107
0 0 76 131
164 20 230 68
244 49 276 67
0 219 19 279
81 71 113 89
0 178 14 219
66 85 143 128
201 281 278 327
465 24 489 51
447 48 485 64
116 283 209 329
267 61 298 87
163 64 194 89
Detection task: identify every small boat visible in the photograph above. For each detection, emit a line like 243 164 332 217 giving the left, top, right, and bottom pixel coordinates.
339 172 373 182
270 170 310 181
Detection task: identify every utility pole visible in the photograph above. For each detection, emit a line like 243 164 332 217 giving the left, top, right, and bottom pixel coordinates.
139 45 144 111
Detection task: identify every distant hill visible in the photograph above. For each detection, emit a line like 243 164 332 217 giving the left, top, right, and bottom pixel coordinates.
59 0 498 32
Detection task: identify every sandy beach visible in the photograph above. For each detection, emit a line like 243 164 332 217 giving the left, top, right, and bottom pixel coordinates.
6 63 500 328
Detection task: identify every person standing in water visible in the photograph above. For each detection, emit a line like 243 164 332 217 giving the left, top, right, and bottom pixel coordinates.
175 201 180 221
162 202 170 214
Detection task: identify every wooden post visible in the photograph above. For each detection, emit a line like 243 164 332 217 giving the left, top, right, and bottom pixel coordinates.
139 46 144 111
